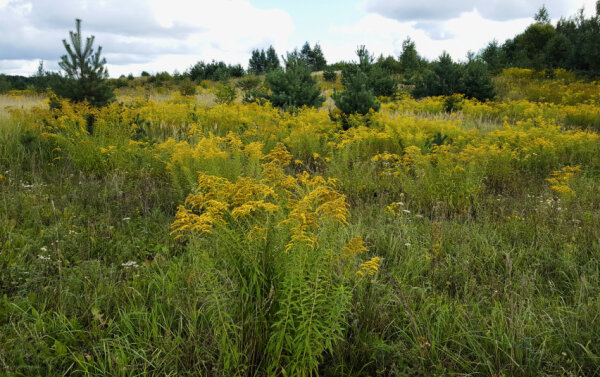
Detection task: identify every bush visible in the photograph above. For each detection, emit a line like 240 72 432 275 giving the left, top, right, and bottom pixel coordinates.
333 46 388 119
413 53 495 102
214 83 237 104
264 55 324 109
322 67 337 82
55 19 114 107
179 78 196 96
189 61 245 82
236 75 262 92
332 70 379 118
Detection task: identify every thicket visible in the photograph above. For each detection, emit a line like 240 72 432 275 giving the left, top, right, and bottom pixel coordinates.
188 60 245 81
481 2 600 75
299 42 327 72
263 53 324 109
248 45 281 75
413 53 495 102
332 46 396 117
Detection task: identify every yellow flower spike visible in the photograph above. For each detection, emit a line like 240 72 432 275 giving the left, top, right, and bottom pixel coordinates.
248 226 267 242
357 256 381 276
546 165 580 198
343 237 368 258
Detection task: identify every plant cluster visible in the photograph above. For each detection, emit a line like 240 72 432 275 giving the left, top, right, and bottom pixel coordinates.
188 60 245 82
2 74 600 375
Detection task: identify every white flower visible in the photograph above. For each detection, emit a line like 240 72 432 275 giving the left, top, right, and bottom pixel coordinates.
122 217 131 221
397 201 404 206
122 261 139 268
402 209 411 214
404 243 412 247
40 246 48 252
38 255 50 260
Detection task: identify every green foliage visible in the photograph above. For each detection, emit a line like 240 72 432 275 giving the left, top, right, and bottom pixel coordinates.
332 69 379 118
333 46 395 119
1 80 600 376
236 74 262 91
376 54 403 74
477 2 600 74
248 46 280 75
55 19 114 107
442 94 464 113
534 4 551 24
264 55 324 109
413 53 494 102
322 67 337 82
189 60 244 82
179 78 196 96
413 52 463 98
299 42 327 71
399 37 422 75
481 40 506 74
213 83 237 104
544 33 574 68
463 59 496 101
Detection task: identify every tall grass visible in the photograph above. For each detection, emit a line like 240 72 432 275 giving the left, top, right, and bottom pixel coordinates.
1 80 599 376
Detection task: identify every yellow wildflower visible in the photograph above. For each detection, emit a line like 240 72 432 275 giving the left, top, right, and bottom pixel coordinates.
343 236 368 258
357 256 381 276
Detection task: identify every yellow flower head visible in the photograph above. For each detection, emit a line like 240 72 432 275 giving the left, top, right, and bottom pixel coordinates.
343 236 368 258
357 256 381 276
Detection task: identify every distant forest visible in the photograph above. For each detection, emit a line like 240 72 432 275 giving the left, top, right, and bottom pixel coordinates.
1 3 599 96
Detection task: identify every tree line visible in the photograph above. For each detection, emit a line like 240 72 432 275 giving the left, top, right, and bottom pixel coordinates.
1 2 598 118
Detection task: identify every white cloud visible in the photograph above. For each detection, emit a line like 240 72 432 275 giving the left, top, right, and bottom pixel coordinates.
364 0 588 22
0 0 294 76
327 11 532 62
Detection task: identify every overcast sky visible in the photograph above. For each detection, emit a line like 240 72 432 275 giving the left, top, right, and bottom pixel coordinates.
0 0 597 77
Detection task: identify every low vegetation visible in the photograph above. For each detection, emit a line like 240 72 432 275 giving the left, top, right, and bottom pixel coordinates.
1 68 600 375
1 4 600 376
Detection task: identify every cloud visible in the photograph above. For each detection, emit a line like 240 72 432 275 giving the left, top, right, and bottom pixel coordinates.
0 0 294 76
327 11 532 62
364 0 575 22
413 22 455 40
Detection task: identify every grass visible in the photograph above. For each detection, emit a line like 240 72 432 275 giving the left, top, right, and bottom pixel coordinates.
1 75 600 376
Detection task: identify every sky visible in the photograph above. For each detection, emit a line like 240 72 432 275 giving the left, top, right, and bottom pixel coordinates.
0 0 597 77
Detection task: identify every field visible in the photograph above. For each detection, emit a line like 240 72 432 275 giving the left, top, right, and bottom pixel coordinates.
1 69 599 376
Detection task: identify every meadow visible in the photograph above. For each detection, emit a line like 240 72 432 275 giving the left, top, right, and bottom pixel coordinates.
1 69 599 376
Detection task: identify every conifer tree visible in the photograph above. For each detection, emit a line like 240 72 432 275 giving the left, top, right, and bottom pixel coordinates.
264 53 323 109
56 19 114 106
265 46 281 72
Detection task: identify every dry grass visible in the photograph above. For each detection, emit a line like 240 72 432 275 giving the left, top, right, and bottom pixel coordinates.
0 93 46 116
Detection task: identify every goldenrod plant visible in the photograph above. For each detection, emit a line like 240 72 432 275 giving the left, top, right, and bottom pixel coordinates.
1 69 600 375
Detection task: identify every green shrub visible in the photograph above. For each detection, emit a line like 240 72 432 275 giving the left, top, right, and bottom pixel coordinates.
55 19 114 107
332 70 379 118
179 78 196 96
322 67 337 82
214 83 237 104
236 74 262 91
264 55 324 109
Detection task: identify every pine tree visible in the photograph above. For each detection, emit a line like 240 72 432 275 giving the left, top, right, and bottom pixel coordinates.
310 43 327 71
56 19 114 106
264 53 323 109
265 46 281 72
534 5 551 24
399 38 420 73
248 49 265 74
